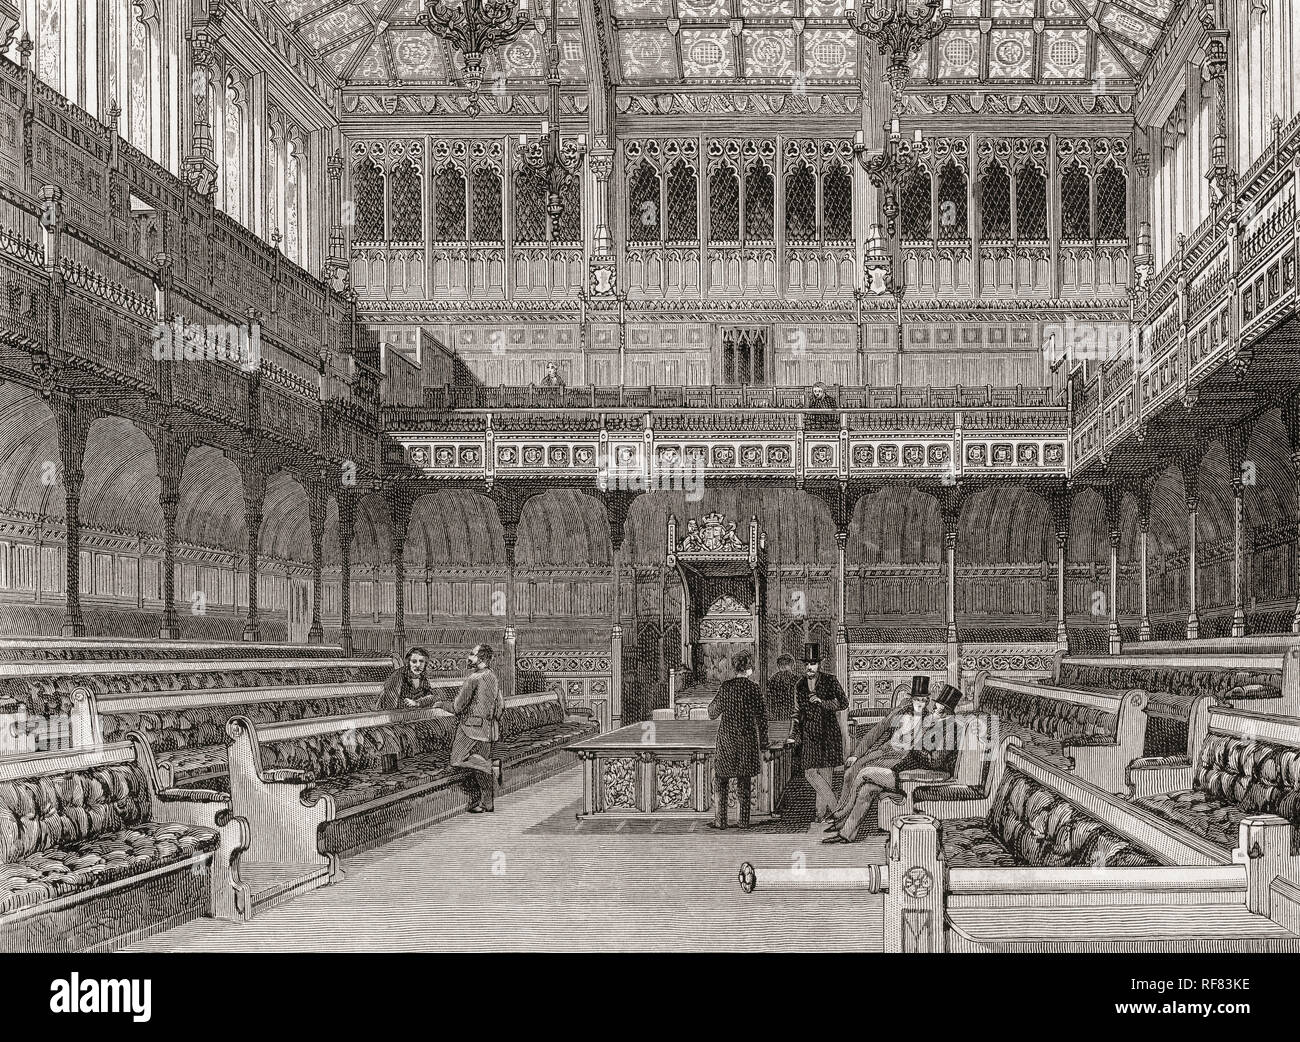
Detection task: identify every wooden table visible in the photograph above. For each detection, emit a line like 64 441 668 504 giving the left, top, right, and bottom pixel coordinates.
568 721 795 820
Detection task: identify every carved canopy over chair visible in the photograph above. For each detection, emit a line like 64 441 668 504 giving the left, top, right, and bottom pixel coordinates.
667 513 769 713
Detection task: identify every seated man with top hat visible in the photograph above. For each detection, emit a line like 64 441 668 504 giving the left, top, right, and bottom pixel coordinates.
822 680 963 844
824 674 932 826
795 642 850 820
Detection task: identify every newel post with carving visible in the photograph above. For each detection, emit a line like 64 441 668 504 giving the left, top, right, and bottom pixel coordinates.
885 814 946 953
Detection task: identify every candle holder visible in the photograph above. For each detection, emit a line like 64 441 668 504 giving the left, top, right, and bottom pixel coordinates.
853 120 921 240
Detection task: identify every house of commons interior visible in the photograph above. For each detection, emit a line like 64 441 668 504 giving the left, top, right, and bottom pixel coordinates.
3 0 1300 955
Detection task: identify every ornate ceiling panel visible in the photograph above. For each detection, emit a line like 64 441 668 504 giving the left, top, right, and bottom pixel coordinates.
912 0 1178 88
272 0 586 87
611 0 859 84
266 0 1180 97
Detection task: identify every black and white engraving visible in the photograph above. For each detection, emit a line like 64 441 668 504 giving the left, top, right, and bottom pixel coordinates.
0 0 1298 962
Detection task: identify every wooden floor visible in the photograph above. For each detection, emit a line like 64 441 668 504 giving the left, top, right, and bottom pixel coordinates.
129 766 886 952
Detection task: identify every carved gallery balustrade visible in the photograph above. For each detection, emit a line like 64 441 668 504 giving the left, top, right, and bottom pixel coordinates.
1070 111 1300 473
0 54 376 461
413 383 1061 413
386 403 1070 485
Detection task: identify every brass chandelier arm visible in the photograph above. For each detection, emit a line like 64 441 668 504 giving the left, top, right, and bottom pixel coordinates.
422 0 529 73
846 0 952 59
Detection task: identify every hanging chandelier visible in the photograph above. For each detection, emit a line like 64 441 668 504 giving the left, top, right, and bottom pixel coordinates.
515 0 584 221
846 0 952 107
422 0 530 101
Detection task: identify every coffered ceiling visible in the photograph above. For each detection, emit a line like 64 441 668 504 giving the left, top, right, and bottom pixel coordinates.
268 0 1182 94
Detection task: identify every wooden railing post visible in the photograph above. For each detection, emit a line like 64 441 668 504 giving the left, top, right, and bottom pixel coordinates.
884 813 946 953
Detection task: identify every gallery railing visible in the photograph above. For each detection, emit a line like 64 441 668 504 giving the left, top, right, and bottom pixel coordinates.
1070 110 1300 471
386 402 1070 484
0 52 378 462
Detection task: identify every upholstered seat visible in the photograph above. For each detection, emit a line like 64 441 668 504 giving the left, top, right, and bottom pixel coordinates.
1058 663 1282 704
938 767 1158 869
102 694 384 752
496 721 594 762
940 818 1021 867
0 762 218 916
1132 732 1300 849
979 686 1115 744
305 756 463 812
1133 791 1250 849
157 745 228 782
0 821 218 915
259 718 455 779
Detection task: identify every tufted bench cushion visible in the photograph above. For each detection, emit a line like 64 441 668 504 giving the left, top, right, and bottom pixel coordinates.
0 763 218 916
941 767 1159 869
979 685 1116 744
0 666 392 707
1058 663 1282 704
497 720 596 763
259 718 455 782
498 700 565 742
103 694 383 755
1133 733 1300 849
304 753 464 812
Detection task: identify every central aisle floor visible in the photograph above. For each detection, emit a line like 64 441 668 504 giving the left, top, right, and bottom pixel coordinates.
130 766 886 952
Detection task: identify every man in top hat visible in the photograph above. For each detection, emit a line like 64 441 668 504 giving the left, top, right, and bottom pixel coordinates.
823 681 963 844
795 642 850 819
378 646 438 711
824 674 931 828
706 649 769 830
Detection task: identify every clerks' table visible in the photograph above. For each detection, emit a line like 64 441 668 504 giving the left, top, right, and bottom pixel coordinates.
568 721 795 820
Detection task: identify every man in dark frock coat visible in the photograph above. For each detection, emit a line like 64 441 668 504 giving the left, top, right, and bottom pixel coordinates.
796 642 850 819
707 650 769 830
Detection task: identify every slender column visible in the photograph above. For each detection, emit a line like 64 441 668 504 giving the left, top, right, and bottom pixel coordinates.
611 544 623 728
1106 489 1122 655
1051 491 1071 651
388 488 411 656
941 511 959 686
1231 469 1246 637
155 431 186 639
338 492 355 655
502 521 519 699
610 624 623 731
834 526 849 688
1136 485 1152 641
241 467 265 642
587 150 617 296
51 391 89 637
307 481 326 644
322 148 350 292
1184 481 1200 641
